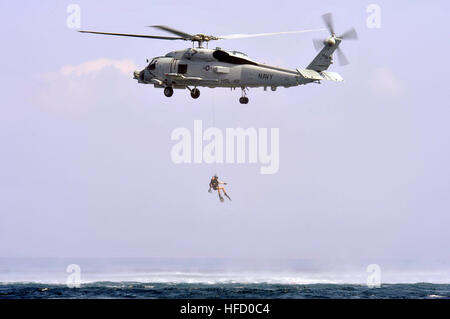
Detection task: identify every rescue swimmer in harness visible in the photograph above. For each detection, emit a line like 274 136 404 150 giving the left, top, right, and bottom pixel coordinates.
208 175 232 202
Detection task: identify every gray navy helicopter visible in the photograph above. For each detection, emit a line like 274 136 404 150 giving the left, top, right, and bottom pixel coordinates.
80 13 357 104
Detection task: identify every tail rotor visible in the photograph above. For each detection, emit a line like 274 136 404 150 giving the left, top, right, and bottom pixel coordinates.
312 13 358 66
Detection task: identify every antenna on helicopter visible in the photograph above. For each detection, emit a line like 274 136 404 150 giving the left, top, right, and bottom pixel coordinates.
79 25 326 48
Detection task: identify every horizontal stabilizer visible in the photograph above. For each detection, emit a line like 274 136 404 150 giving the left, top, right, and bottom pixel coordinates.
296 68 323 80
296 69 344 82
320 71 343 82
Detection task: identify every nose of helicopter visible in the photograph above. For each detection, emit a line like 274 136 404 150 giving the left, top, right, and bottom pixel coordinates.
134 69 149 82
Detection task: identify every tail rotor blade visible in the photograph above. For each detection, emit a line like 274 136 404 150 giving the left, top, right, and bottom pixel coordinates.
322 13 335 35
339 28 358 40
313 38 324 51
336 47 349 66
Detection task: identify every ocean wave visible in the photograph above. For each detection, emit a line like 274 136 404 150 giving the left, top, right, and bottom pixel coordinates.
0 272 339 285
2 271 450 285
1 281 449 299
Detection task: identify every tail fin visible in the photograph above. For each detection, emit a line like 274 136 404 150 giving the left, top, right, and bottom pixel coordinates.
307 38 341 72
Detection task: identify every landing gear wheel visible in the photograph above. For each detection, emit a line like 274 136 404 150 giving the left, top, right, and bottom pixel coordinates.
190 88 200 99
239 97 249 104
164 87 173 97
239 87 249 104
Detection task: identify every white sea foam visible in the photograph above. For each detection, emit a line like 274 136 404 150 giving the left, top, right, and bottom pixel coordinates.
1 258 449 285
2 270 450 285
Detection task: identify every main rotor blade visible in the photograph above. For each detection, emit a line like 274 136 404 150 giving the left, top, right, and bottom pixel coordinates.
78 30 185 40
79 30 184 40
322 12 335 35
150 25 193 39
336 47 349 66
218 28 326 40
339 28 358 40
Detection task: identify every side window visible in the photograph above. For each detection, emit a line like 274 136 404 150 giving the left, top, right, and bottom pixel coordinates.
178 64 188 74
148 62 156 70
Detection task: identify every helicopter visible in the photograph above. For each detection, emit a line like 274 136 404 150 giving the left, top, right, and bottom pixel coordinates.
79 13 357 104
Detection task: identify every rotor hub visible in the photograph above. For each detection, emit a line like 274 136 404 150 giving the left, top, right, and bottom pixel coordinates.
325 36 336 46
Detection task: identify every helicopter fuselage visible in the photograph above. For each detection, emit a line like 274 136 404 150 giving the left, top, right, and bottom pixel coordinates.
134 48 312 90
133 45 344 103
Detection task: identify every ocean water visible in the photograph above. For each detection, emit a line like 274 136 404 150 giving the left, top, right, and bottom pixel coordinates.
1 258 449 299
1 282 449 299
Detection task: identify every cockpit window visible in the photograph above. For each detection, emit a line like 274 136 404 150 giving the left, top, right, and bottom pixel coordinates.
147 61 156 70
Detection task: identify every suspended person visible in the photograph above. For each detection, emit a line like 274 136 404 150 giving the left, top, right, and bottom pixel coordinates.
208 175 231 202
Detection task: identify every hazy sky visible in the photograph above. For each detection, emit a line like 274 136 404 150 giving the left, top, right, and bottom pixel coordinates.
0 1 449 269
